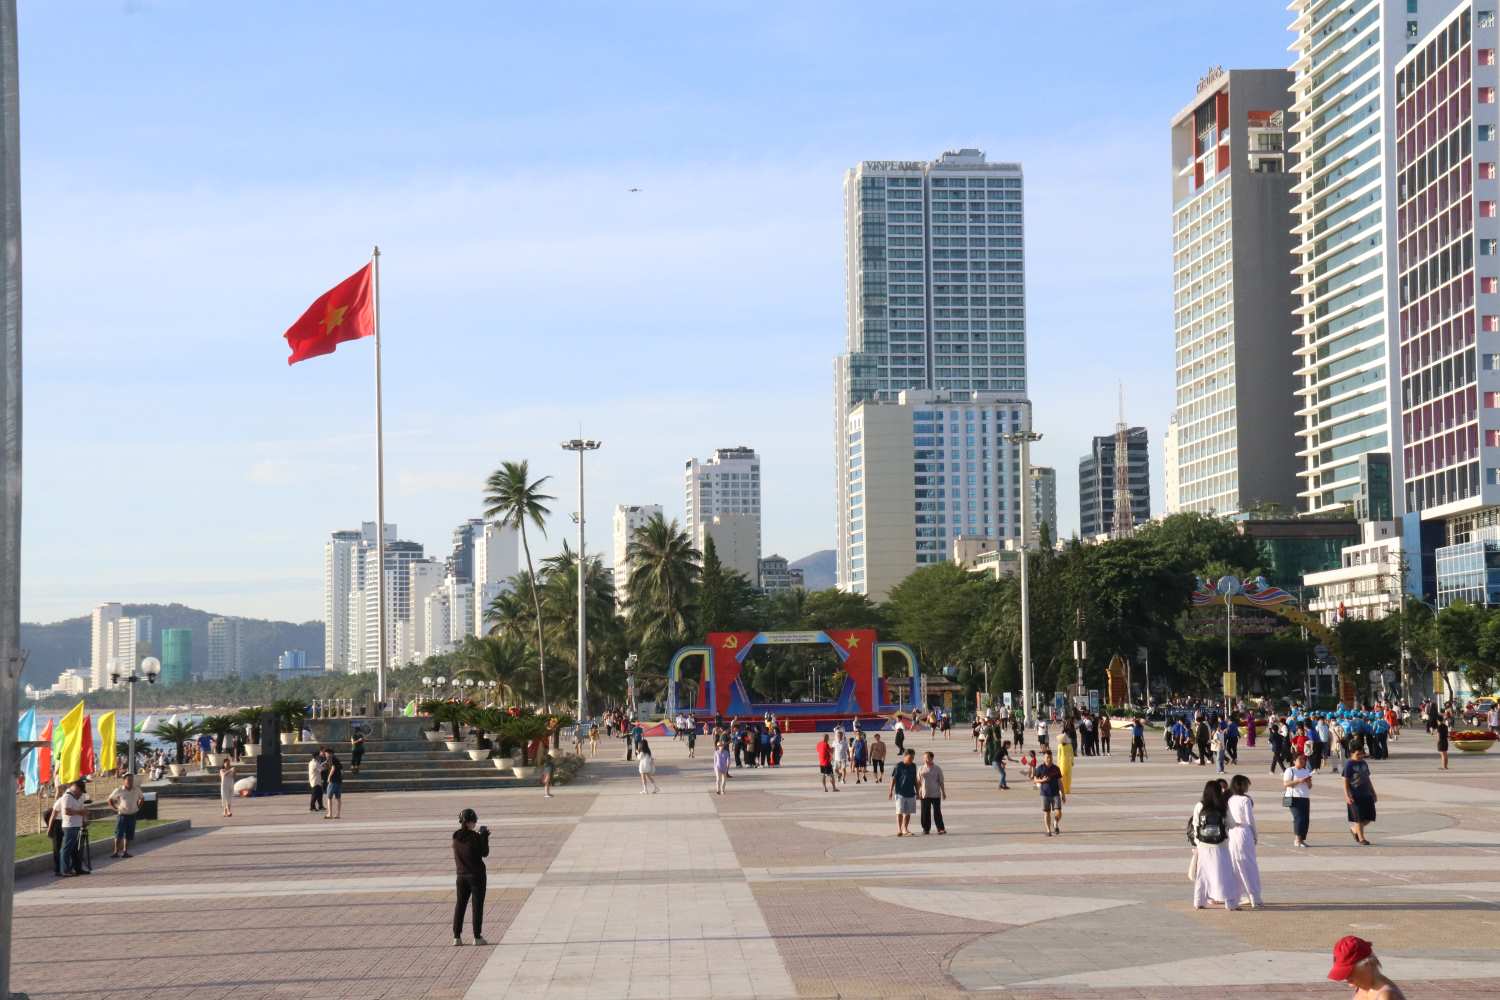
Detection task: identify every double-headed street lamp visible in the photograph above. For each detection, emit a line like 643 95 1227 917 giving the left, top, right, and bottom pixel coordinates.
1004 424 1043 725
562 438 601 724
110 656 161 777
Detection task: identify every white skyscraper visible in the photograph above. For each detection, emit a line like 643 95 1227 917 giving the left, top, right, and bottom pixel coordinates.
471 522 519 637
684 448 760 569
835 149 1028 592
424 589 454 658
325 523 394 673
401 558 444 663
206 617 243 680
1288 0 1456 513
612 504 662 607
89 602 123 691
359 539 425 674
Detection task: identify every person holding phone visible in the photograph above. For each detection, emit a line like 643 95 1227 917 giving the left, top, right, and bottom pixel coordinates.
452 808 490 946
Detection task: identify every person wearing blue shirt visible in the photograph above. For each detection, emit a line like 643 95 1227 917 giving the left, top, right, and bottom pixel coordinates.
1171 719 1191 764
1226 720 1240 764
1130 717 1147 762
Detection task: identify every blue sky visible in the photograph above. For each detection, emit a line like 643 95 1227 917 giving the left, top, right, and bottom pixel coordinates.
20 1 1290 624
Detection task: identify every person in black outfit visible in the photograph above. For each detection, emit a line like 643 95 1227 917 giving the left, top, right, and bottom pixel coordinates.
1195 718 1212 766
1268 724 1287 775
452 807 490 946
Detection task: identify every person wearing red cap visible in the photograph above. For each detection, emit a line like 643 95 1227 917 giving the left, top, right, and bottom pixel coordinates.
1328 936 1405 998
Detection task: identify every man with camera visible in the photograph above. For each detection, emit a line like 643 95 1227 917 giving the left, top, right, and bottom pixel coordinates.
452 808 491 946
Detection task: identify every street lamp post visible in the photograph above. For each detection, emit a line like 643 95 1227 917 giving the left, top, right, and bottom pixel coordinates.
111 656 161 777
1004 423 1043 725
561 438 601 724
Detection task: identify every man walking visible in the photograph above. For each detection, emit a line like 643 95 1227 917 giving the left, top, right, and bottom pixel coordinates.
917 751 947 835
1032 750 1064 837
308 751 325 812
888 749 919 836
107 774 143 859
817 734 838 792
1129 716 1147 762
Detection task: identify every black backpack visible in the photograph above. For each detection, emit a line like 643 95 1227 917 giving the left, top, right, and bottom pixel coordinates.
1193 807 1227 845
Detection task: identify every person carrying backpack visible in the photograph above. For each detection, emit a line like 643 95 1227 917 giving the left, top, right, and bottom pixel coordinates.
1188 780 1239 910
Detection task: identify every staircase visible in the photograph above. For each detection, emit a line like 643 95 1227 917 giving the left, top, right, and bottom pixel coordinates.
148 720 542 799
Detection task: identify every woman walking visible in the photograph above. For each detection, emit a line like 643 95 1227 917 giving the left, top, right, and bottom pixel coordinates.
870 733 887 782
1436 713 1450 770
995 740 1011 790
713 739 730 795
451 808 490 946
1282 751 1313 848
888 749 919 836
1225 774 1262 907
324 752 343 819
219 759 236 818
1188 780 1239 910
1343 746 1377 845
637 738 659 794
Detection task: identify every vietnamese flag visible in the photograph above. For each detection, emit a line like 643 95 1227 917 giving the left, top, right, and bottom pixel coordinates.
283 264 375 365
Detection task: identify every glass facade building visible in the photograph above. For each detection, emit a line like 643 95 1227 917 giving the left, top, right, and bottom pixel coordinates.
1435 524 1500 605
835 150 1030 592
160 628 191 687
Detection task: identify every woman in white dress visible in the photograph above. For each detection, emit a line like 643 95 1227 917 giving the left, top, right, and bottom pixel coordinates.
219 759 236 818
637 738 659 794
1226 774 1262 907
1189 780 1239 910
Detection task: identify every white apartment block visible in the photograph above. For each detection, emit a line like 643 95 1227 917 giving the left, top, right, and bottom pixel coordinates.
684 448 761 568
1169 68 1300 516
323 529 363 671
842 389 1031 600
89 602 122 691
703 512 760 580
612 504 662 606
471 522 518 637
835 150 1028 591
205 617 243 680
358 540 425 673
1163 415 1181 516
1288 0 1456 514
1305 520 1416 625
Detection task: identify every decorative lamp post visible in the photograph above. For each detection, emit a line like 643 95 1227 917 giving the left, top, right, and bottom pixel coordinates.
561 438 602 725
1004 423 1043 724
1216 575 1243 713
110 655 160 777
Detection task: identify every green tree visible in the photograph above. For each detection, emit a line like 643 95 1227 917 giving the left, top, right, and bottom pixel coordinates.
800 589 886 632
885 563 989 676
483 460 555 707
626 513 700 645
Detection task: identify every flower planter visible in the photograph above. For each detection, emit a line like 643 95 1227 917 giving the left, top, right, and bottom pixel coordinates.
444 740 464 752
280 733 297 746
243 743 261 758
168 764 186 778
467 749 492 762
423 729 445 742
511 765 536 780
1453 739 1495 753
491 758 513 772
205 753 224 767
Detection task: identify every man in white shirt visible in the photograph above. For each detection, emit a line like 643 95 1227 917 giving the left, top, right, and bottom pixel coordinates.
50 779 88 876
107 774 145 858
1036 718 1049 750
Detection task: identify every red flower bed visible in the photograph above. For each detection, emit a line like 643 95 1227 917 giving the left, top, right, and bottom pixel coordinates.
1450 730 1498 742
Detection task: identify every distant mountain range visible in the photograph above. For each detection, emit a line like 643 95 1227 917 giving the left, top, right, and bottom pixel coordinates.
789 549 835 591
19 603 323 690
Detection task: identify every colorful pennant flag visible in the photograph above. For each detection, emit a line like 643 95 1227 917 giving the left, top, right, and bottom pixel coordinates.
53 701 84 784
98 711 117 773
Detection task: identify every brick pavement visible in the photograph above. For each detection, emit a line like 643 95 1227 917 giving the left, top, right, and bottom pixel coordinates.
9 726 1500 998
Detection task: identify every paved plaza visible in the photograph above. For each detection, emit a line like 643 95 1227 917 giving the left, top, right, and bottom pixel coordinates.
11 726 1500 999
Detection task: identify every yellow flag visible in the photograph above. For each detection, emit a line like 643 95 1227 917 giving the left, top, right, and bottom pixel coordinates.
98 711 117 773
54 701 85 784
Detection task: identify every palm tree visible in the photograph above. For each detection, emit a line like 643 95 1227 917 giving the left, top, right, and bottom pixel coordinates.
626 513 701 645
483 460 555 707
454 635 524 705
486 576 536 643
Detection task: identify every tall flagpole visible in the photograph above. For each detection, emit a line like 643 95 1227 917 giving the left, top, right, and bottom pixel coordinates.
372 246 387 710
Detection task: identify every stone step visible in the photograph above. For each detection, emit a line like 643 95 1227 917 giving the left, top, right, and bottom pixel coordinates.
149 773 538 797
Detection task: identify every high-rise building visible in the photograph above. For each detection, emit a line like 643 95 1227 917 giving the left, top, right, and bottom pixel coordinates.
1163 415 1181 516
1079 427 1151 538
205 617 243 680
1168 68 1300 516
325 523 394 672
843 390 1032 599
110 617 139 678
446 517 484 583
89 602 123 691
358 539 425 673
684 448 760 571
756 554 805 594
277 650 308 671
401 558 445 662
160 628 192 686
834 149 1028 591
612 504 662 607
703 513 759 580
1287 0 1456 513
1029 466 1058 543
471 522 518 637
1395 5 1500 605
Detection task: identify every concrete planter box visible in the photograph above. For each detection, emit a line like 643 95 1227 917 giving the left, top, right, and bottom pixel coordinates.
492 757 513 772
168 764 186 778
279 733 297 746
444 740 464 752
512 766 536 780
423 729 445 742
243 744 261 757
466 749 491 761
205 753 225 767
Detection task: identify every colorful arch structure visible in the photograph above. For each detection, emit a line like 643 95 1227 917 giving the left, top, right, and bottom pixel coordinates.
665 629 921 725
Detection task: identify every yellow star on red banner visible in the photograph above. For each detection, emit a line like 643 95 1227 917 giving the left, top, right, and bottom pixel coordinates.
844 633 860 648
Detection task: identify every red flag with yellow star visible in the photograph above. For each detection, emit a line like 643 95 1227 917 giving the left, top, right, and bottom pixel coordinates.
283 264 375 364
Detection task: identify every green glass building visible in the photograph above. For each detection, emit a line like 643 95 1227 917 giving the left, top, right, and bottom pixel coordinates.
161 628 192 686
